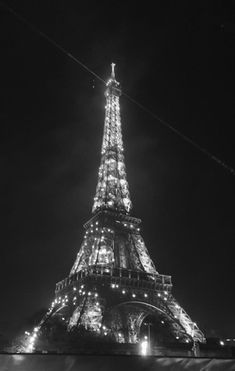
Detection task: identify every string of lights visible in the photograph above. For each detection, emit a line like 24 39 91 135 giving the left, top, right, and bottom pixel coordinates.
23 278 204 351
1 1 234 177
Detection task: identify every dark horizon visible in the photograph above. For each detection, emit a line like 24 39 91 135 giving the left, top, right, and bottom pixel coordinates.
0 1 235 345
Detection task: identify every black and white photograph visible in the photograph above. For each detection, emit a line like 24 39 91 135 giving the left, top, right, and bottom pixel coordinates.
0 1 235 370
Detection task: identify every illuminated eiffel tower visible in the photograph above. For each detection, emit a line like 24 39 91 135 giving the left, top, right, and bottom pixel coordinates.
24 64 205 352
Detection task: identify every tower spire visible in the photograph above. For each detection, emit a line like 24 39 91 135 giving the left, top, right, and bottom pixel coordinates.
92 64 132 214
111 62 116 80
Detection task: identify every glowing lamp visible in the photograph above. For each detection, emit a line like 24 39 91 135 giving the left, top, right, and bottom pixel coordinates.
140 340 148 356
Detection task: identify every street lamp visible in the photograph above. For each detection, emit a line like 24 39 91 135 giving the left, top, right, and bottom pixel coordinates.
143 321 153 354
140 340 148 356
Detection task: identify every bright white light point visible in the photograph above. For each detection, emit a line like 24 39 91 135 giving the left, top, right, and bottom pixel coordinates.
161 320 164 324
157 293 161 297
118 333 122 337
176 336 179 339
122 290 126 294
164 297 167 301
132 293 136 298
144 293 148 297
140 340 148 356
73 287 76 291
144 336 148 340
220 340 224 346
164 291 167 295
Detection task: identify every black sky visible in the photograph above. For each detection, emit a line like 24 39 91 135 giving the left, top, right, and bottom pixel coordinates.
0 0 235 343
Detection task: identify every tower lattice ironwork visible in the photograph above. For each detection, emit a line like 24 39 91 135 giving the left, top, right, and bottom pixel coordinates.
23 64 205 352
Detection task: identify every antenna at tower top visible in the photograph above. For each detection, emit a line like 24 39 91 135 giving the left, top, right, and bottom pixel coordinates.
111 62 116 79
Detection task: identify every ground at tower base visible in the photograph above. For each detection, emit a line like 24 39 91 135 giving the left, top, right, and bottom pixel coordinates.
0 354 235 371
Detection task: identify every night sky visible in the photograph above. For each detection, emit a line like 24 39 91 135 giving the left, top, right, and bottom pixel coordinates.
1 1 235 344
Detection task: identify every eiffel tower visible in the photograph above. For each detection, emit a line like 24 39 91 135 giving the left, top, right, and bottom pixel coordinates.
23 64 205 352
